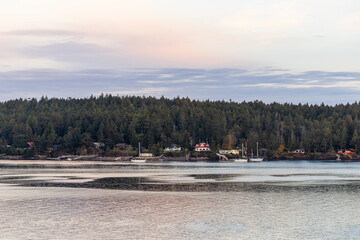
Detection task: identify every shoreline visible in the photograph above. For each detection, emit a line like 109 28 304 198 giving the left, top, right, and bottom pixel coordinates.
0 156 358 162
0 152 357 162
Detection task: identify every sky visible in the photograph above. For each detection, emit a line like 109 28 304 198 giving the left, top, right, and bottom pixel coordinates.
1 0 360 104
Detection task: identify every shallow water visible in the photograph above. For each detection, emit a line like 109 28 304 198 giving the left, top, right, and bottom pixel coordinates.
1 160 360 239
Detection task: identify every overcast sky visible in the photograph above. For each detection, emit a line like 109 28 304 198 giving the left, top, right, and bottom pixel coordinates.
1 0 360 104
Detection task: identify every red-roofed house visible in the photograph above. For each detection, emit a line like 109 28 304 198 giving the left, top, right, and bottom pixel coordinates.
195 143 210 152
26 142 34 149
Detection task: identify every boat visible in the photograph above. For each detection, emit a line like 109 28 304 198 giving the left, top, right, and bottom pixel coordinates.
130 158 147 163
249 142 263 162
233 143 248 162
249 157 263 162
131 142 148 163
233 158 248 162
337 149 354 159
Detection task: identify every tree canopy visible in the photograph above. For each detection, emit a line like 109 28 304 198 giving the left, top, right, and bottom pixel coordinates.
0 95 359 155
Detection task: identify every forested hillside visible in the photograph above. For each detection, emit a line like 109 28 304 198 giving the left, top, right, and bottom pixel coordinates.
0 95 359 156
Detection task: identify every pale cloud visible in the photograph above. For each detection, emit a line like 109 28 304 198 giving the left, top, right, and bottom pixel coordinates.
323 81 360 90
138 78 218 84
4 30 80 37
158 74 174 79
1 68 360 105
138 79 195 84
1 0 360 104
329 76 356 80
242 83 329 89
103 87 175 97
2 1 360 71
244 80 360 90
20 41 115 65
340 11 360 30
219 2 305 35
4 25 226 68
243 83 315 89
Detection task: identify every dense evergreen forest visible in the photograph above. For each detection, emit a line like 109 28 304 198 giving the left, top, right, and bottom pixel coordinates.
0 95 359 156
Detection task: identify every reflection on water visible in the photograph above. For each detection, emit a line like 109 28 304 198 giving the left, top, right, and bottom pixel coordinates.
1 160 360 239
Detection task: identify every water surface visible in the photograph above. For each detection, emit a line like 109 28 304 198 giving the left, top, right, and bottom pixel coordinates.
1 160 360 239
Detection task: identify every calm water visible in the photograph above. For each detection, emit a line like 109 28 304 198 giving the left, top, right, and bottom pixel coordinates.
1 160 360 239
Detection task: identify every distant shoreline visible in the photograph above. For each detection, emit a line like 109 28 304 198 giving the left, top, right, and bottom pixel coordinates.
0 154 357 162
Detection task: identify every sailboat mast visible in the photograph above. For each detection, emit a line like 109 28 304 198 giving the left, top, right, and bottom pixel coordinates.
241 143 244 157
138 142 141 156
256 142 259 157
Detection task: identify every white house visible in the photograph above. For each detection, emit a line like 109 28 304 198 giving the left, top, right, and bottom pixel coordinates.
164 144 182 152
291 149 305 154
219 149 240 155
139 153 153 157
93 142 105 149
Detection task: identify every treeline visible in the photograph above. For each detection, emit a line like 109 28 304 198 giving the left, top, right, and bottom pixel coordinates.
0 95 360 156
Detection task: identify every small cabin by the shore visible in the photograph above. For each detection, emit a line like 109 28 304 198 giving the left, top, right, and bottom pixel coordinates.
195 143 210 152
93 142 105 149
164 144 182 152
219 149 240 155
26 142 34 149
291 149 305 154
140 153 153 157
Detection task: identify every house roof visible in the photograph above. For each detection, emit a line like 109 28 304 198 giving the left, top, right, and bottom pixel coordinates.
195 143 210 148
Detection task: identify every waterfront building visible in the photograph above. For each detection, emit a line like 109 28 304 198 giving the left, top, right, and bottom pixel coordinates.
139 153 153 157
93 142 105 149
195 143 210 151
291 149 305 154
219 149 240 155
26 142 34 149
164 144 182 152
